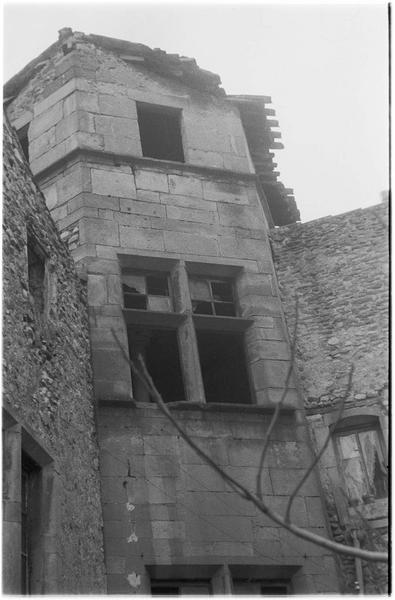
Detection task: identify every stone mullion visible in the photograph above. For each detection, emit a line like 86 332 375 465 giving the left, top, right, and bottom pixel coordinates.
171 261 206 403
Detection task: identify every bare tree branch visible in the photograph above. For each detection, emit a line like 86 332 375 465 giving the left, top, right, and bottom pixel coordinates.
111 329 388 563
284 364 354 524
256 296 299 499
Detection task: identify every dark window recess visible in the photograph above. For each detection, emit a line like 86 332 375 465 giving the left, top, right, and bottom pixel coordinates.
146 274 169 296
151 580 211 595
196 331 251 404
137 103 184 162
122 271 172 312
190 278 236 317
17 124 30 162
21 454 40 595
27 242 45 316
128 328 185 403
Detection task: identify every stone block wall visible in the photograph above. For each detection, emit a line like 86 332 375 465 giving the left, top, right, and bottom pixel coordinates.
98 404 339 594
2 116 107 593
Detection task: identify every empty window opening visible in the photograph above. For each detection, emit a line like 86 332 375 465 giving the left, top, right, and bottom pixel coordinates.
122 271 172 312
335 425 387 504
189 277 236 317
233 579 291 595
196 331 251 404
137 103 184 162
151 580 211 595
27 240 45 317
17 124 30 162
128 327 185 403
21 454 40 595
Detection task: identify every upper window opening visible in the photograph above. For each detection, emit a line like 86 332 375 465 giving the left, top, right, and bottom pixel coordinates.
335 425 387 505
17 124 30 162
137 103 184 162
189 277 236 316
122 270 172 312
27 239 45 317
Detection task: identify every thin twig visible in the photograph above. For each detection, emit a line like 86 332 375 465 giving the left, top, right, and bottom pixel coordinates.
111 328 388 563
284 364 354 524
256 296 299 499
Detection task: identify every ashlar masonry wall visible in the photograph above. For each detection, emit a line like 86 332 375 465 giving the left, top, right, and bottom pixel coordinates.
3 116 107 593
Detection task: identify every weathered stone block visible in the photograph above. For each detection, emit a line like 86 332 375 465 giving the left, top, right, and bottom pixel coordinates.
164 231 218 256
144 455 179 477
168 174 203 197
33 79 76 116
98 94 138 119
91 168 136 198
250 359 296 391
222 153 250 172
103 134 141 156
119 226 164 251
107 274 123 304
80 218 119 246
135 170 169 193
106 556 126 574
160 193 216 212
88 274 107 306
224 466 273 494
186 514 253 542
246 339 290 361
55 111 94 144
57 165 91 203
270 468 319 496
136 189 160 203
67 192 120 213
29 127 56 159
29 101 63 139
218 204 264 229
239 295 283 317
120 198 165 218
146 477 177 504
188 148 224 169
64 90 100 115
183 464 226 492
151 520 185 539
219 235 266 259
166 205 216 224
202 180 249 204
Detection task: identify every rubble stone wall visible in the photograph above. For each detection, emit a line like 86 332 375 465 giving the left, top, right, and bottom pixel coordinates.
271 203 389 413
3 116 107 593
271 204 389 593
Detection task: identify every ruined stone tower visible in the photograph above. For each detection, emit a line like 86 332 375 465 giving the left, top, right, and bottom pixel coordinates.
4 29 341 594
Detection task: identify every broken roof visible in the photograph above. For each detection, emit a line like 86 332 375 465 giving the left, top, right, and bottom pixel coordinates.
4 27 224 100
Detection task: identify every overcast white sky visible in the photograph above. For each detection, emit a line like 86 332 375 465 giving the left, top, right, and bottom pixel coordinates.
3 1 389 223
